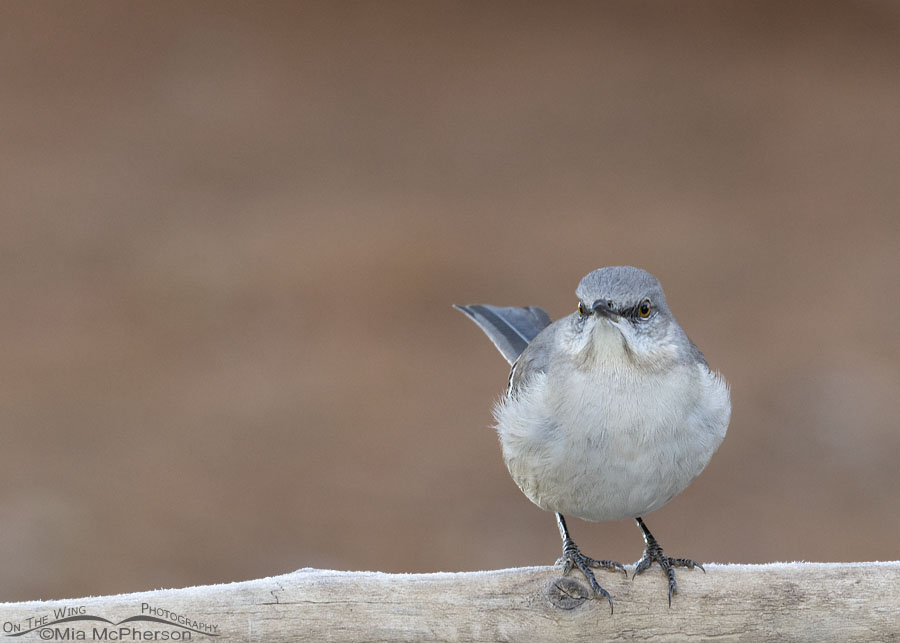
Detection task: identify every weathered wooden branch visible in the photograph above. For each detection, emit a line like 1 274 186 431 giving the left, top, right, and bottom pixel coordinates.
1 563 898 641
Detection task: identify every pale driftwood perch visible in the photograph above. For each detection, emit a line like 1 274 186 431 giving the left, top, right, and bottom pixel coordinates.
1 563 898 641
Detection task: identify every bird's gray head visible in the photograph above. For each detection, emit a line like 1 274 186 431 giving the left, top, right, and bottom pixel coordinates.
570 266 702 370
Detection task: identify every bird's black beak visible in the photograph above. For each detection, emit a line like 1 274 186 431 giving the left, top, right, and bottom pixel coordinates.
592 299 619 320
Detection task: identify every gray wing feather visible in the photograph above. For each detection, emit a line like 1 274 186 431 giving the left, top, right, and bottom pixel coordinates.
453 304 552 365
507 322 557 396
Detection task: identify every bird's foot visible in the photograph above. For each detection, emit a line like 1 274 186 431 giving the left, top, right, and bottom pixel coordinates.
556 537 626 612
632 525 705 607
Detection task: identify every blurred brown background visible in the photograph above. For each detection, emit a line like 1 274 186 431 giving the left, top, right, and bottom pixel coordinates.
1 1 899 603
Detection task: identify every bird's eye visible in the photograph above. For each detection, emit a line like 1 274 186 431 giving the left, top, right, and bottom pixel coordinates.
638 299 652 319
577 301 586 317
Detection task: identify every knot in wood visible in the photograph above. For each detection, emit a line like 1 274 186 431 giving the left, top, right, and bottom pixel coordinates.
546 577 590 610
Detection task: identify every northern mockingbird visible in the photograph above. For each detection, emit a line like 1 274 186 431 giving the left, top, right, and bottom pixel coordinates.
455 266 730 611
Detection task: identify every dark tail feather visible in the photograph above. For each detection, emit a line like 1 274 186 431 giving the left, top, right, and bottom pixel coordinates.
453 304 551 364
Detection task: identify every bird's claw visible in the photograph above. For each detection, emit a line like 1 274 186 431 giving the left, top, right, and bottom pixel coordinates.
557 538 624 613
632 541 704 607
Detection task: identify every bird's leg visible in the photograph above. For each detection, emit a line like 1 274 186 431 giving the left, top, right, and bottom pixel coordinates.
555 513 626 612
632 517 705 607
